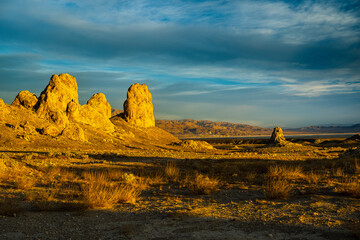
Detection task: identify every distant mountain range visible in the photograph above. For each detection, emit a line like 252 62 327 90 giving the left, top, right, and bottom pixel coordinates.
111 109 359 138
155 119 273 138
288 124 360 133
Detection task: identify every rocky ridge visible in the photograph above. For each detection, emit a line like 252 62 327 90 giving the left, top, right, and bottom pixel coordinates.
0 74 179 147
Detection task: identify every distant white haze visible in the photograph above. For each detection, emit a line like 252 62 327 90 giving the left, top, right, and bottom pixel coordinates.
0 0 359 128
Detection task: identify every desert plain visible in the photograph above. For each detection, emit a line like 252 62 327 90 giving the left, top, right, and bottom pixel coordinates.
0 74 359 240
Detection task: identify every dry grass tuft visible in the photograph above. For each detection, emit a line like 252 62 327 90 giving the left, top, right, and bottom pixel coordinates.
15 176 37 190
145 171 165 186
305 171 323 184
354 159 360 173
108 168 124 181
59 169 78 182
267 165 304 181
333 167 345 178
265 179 293 199
164 162 180 181
183 173 220 194
337 178 360 198
82 171 141 208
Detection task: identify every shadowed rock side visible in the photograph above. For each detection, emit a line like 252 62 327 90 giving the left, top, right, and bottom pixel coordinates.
123 83 155 128
269 127 288 146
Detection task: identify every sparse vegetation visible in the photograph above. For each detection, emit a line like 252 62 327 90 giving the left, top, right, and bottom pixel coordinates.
267 165 304 181
337 178 360 197
333 167 345 178
0 134 359 238
183 173 220 194
164 161 180 181
265 179 294 199
82 171 141 208
305 171 323 184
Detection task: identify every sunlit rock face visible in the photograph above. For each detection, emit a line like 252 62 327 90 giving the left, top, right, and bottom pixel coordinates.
11 90 38 110
270 127 287 145
36 73 79 128
34 73 114 134
123 83 155 128
0 98 10 117
61 123 86 141
75 93 114 133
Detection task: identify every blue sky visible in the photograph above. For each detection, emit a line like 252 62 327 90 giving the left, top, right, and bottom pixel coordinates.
0 0 359 128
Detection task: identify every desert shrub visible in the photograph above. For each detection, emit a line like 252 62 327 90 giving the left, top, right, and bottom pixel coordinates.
24 188 58 211
245 171 258 183
265 179 293 199
0 159 9 181
337 178 360 198
354 159 360 173
183 173 219 194
121 173 148 191
333 167 344 178
108 168 124 181
59 169 78 182
82 182 140 208
82 171 141 208
15 176 37 190
36 166 62 185
164 162 180 181
267 165 304 181
83 170 110 185
144 171 165 186
305 171 323 184
121 172 136 184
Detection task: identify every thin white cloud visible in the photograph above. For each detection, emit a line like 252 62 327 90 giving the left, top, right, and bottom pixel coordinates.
283 81 360 97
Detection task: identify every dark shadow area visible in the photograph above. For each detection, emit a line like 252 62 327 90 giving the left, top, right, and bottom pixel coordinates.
0 203 358 240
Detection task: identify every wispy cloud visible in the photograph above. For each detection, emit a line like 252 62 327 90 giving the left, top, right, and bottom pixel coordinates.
282 81 360 97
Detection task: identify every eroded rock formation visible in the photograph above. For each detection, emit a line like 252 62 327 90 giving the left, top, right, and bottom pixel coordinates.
36 73 79 128
123 83 155 128
0 98 10 116
175 140 214 152
61 124 86 141
34 73 114 134
12 91 38 109
269 127 288 146
76 93 114 133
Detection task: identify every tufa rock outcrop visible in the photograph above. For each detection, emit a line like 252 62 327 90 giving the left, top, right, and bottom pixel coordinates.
34 73 114 133
12 90 38 109
175 140 214 152
0 98 10 116
75 93 114 133
269 127 288 146
61 124 86 141
36 73 79 128
123 83 155 128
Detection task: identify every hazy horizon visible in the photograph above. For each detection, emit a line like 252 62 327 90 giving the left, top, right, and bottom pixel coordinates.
1 0 359 128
